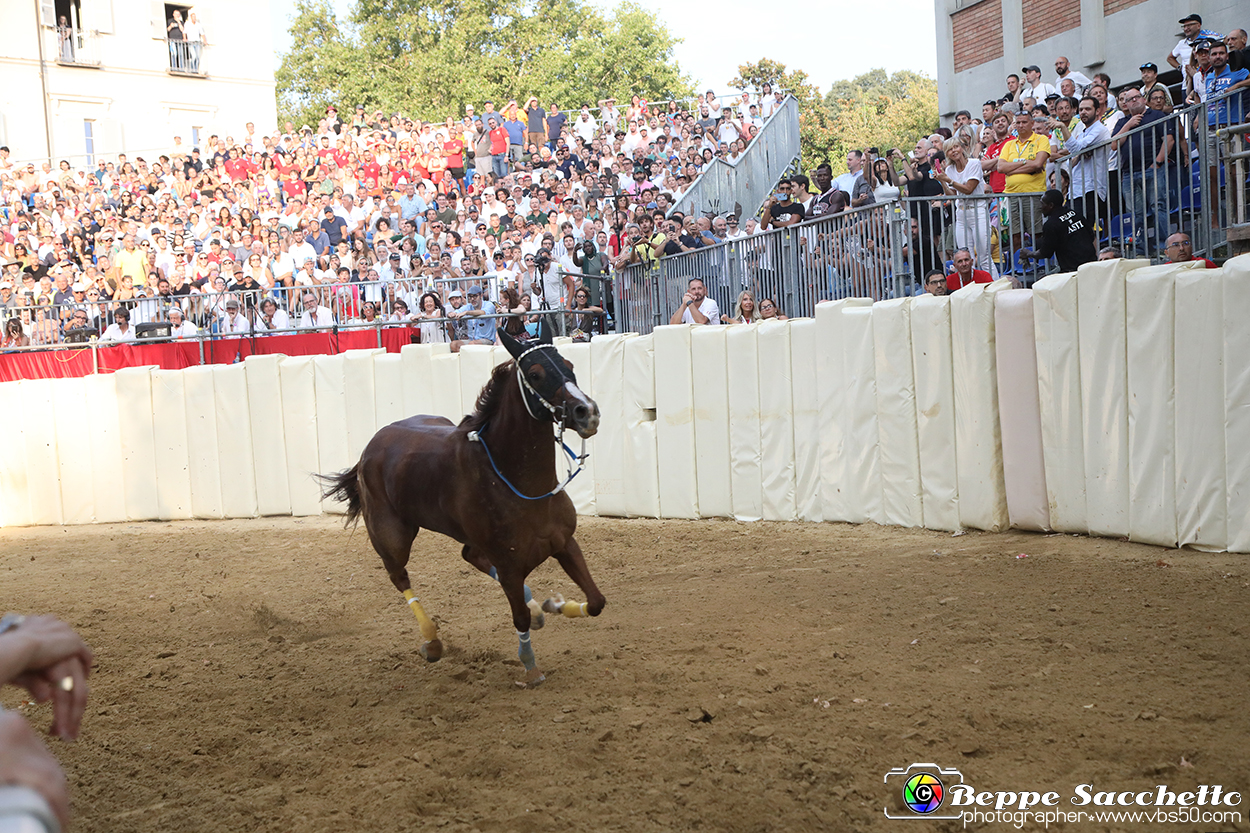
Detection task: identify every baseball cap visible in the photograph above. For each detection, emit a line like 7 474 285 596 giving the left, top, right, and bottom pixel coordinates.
389 252 401 260
448 289 463 298
1022 65 1041 73
1194 38 1215 50
1140 62 1159 71
225 297 239 308
983 99 998 107
1179 13 1201 24
467 285 482 295
72 282 86 291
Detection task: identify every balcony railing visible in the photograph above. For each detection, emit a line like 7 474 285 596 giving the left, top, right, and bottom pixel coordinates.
51 26 101 67
166 39 206 76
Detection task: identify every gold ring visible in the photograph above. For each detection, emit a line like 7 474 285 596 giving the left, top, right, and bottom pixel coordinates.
60 676 74 692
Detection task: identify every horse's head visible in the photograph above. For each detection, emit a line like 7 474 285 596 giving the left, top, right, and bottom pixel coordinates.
499 319 600 438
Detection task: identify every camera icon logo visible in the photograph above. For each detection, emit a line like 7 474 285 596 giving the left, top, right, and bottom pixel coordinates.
883 763 965 820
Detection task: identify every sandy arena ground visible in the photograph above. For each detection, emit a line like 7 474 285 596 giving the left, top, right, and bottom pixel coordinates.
3 516 1249 832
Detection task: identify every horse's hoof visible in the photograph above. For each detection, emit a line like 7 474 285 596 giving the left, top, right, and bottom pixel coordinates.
515 668 546 689
527 599 546 630
541 595 565 615
419 639 443 662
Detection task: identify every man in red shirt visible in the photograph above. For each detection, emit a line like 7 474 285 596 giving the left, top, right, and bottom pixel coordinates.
946 247 994 290
442 130 465 185
487 117 509 179
982 111 1013 194
1164 232 1217 268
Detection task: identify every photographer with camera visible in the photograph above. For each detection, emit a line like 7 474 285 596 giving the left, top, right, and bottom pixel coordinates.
611 215 666 270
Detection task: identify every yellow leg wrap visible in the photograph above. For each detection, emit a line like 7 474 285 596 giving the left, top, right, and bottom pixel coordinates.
403 589 440 642
561 601 588 618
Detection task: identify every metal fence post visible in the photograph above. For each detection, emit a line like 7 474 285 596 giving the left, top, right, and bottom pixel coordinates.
889 201 908 298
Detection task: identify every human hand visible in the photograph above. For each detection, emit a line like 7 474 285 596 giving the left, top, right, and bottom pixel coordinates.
682 292 694 306
0 711 70 829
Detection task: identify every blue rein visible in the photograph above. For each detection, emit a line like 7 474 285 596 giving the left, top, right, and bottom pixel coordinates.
469 421 585 500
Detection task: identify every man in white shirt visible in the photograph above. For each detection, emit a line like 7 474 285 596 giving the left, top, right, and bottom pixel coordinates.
298 291 335 328
254 296 291 334
166 305 198 338
219 297 252 333
101 307 136 341
1052 57 1092 95
717 108 741 145
669 277 720 325
1020 65 1057 102
574 107 598 144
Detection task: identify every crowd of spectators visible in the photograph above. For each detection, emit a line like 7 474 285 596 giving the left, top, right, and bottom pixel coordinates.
1 13 1246 351
0 85 798 350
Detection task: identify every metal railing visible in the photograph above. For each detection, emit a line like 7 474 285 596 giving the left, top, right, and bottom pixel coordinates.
614 87 1250 331
166 39 206 76
0 277 614 352
51 25 101 67
668 95 801 223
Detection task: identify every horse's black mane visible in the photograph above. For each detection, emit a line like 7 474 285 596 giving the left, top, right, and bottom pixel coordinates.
460 360 517 432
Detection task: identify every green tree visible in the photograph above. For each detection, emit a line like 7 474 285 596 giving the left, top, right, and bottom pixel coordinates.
730 59 838 170
729 60 938 176
276 0 692 129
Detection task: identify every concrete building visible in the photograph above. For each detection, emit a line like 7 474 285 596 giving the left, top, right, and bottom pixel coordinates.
934 0 1244 118
0 0 277 165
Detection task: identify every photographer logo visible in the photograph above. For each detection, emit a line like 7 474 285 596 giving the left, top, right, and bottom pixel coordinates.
883 763 965 820
903 772 945 814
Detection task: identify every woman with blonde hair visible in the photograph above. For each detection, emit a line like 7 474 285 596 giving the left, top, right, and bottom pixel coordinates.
935 136 997 278
720 289 762 324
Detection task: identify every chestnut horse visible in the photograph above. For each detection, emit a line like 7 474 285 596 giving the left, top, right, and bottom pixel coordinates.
321 325 605 687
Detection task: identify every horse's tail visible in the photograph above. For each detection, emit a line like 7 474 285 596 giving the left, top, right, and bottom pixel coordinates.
319 464 363 527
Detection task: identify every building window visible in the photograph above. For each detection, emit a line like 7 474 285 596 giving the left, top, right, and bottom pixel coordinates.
163 3 201 74
84 119 95 166
191 126 201 149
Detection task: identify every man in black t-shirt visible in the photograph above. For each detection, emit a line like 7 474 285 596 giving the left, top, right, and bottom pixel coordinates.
1021 190 1096 273
761 178 805 230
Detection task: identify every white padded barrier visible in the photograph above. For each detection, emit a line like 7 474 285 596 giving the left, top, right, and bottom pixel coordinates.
758 320 797 522
909 295 960 532
278 356 322 516
726 323 762 522
429 353 464 424
115 367 160 522
842 305 884 525
150 369 193 521
53 378 94 525
182 366 224 519
591 334 631 516
1031 272 1086 534
950 280 1010 531
788 319 821 522
1174 266 1227 550
653 325 700 519
372 353 406 432
815 299 872 523
313 354 351 513
560 341 596 516
0 382 30 527
622 334 660 518
342 349 382 465
458 345 496 418
243 355 292 517
400 343 449 418
994 290 1050 532
1075 258 1147 537
213 364 258 518
1125 263 1186 547
84 374 127 524
1223 255 1250 553
872 299 922 528
691 326 733 519
20 380 64 526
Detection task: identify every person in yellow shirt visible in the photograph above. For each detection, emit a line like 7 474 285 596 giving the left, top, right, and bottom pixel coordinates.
988 110 1050 275
113 234 149 288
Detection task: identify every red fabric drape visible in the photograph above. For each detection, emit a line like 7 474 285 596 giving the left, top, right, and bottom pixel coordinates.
0 329 413 382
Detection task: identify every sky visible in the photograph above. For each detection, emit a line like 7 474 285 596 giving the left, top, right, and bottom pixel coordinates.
268 0 939 95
